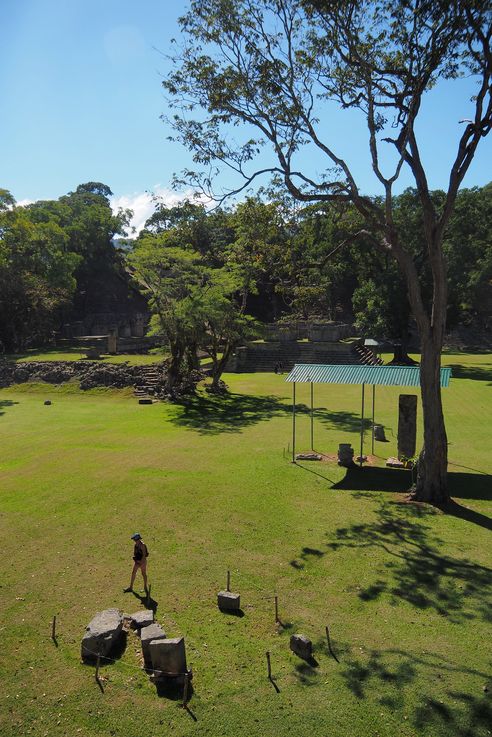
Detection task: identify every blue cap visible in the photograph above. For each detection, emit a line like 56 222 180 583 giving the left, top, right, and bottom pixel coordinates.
131 533 141 540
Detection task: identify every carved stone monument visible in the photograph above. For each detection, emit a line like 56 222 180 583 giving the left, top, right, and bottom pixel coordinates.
149 636 187 676
398 394 417 460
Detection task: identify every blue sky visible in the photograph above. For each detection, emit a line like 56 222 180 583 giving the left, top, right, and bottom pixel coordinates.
1 0 491 232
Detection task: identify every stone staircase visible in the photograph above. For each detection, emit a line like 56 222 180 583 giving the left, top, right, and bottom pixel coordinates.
227 341 381 373
133 365 162 398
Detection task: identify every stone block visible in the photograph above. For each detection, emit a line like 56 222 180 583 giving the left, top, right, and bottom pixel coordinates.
217 591 240 610
290 634 313 661
81 608 123 662
149 637 187 675
44 400 52 405
130 610 154 629
374 424 386 441
140 622 167 665
138 398 153 405
337 443 354 467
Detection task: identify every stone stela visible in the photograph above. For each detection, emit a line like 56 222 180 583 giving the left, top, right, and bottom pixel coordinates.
398 394 417 460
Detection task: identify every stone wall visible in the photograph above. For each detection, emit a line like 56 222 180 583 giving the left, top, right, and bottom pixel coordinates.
263 322 353 342
0 360 158 391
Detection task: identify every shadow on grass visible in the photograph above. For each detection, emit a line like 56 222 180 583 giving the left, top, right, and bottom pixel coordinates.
332 466 413 493
155 678 194 703
332 466 492 502
171 392 386 436
171 392 294 434
293 659 320 685
0 399 19 416
447 362 492 382
294 461 337 485
219 607 245 617
131 590 158 617
314 409 374 433
326 501 492 623
341 647 491 737
6 346 85 360
290 546 324 570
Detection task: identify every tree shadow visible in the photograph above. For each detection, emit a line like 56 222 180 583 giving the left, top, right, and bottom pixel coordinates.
292 659 320 685
447 362 492 382
0 399 19 416
341 647 491 737
290 546 325 570
332 466 492 503
332 466 413 493
438 499 492 531
171 392 294 434
314 409 373 433
326 501 492 623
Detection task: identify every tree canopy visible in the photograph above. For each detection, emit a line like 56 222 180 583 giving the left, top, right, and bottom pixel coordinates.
164 0 492 502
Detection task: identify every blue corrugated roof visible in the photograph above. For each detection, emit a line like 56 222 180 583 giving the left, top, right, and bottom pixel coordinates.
285 364 451 387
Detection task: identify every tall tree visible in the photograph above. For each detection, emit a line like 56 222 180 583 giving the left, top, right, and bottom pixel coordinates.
164 0 492 502
0 196 80 351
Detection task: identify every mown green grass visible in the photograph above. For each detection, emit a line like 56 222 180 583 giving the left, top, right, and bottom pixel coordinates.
0 352 490 737
6 347 167 365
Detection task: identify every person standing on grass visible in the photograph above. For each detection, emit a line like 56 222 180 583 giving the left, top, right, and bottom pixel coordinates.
124 533 149 593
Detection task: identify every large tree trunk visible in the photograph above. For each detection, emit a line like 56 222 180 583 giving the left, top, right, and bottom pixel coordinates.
411 336 449 503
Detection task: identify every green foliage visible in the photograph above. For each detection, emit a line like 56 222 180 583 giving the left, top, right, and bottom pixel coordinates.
0 183 133 352
129 223 261 390
0 198 80 350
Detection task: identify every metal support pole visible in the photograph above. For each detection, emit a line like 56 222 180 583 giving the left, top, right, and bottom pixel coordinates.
292 382 296 463
310 382 314 451
372 384 376 455
360 383 365 467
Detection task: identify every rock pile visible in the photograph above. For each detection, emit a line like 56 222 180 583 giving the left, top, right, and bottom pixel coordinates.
81 608 190 687
0 359 199 397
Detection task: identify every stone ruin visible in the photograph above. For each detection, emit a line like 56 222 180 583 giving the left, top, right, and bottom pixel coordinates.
290 634 313 661
81 608 190 687
337 443 355 467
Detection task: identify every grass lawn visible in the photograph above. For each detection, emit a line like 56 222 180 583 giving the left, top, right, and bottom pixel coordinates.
5 347 168 365
0 352 490 737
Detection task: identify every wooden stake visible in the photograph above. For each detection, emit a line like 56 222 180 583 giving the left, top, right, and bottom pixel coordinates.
274 595 279 623
266 651 272 679
51 615 56 640
226 570 231 592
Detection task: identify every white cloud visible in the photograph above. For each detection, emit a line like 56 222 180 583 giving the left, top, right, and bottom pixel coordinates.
16 198 34 208
111 186 209 237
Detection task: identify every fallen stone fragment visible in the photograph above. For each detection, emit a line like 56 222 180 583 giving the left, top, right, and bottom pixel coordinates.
130 610 154 629
295 452 322 461
290 634 313 661
217 591 241 611
81 608 123 662
386 457 405 468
